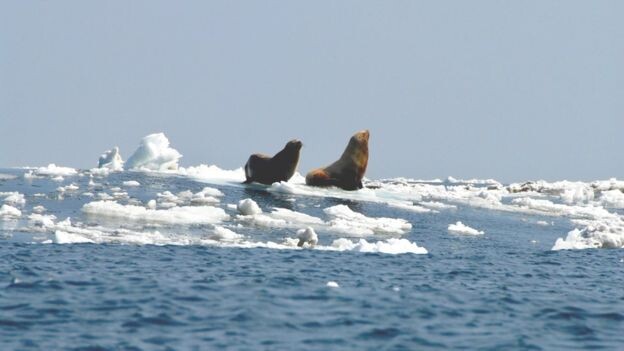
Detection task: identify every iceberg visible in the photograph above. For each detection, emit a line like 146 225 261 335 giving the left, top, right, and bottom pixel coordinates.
125 133 182 171
98 146 124 170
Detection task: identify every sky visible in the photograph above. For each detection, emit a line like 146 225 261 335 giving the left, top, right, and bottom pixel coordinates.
1 1 622 182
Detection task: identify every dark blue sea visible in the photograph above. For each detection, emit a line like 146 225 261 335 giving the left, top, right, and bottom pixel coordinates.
1 168 623 350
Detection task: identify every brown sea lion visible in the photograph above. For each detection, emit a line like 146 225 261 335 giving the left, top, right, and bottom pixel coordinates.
305 130 369 190
244 140 303 185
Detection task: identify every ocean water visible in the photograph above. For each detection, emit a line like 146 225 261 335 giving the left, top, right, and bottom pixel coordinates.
1 167 623 350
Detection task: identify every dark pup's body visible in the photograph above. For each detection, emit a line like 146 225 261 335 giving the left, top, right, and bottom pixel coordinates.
244 140 302 185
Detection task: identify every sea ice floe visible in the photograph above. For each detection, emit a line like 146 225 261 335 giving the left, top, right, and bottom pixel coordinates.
156 187 222 207
125 133 182 171
32 205 46 214
0 204 21 218
28 164 78 177
323 205 412 236
28 213 57 228
57 184 79 193
207 226 244 242
552 215 624 250
511 197 614 220
82 200 229 225
98 146 124 171
329 238 427 254
386 201 433 213
54 230 95 244
176 165 246 184
597 190 624 209
1 192 25 207
123 180 141 187
235 201 410 237
448 221 484 235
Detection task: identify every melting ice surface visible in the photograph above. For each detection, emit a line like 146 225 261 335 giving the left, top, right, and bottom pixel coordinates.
1 134 624 349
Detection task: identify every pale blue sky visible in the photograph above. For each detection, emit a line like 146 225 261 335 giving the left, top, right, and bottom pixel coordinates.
1 1 622 182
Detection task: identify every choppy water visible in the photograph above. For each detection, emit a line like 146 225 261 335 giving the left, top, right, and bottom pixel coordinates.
1 168 623 350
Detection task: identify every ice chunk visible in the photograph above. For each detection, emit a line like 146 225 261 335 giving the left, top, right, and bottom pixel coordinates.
177 164 246 183
123 180 141 187
598 190 624 209
98 146 124 170
125 133 182 171
208 226 243 242
0 174 17 180
552 218 624 250
31 164 78 177
326 281 339 288
330 238 427 254
0 204 21 218
1 192 25 207
28 213 57 228
237 198 262 215
297 227 318 247
32 205 46 214
448 221 484 235
324 205 412 236
57 184 79 193
54 230 95 244
271 208 324 225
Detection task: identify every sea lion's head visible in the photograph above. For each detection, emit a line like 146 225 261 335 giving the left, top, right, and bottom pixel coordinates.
285 139 303 151
353 130 369 144
347 130 369 174
348 130 369 154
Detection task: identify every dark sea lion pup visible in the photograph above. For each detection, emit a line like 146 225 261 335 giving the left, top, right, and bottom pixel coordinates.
244 140 303 185
305 130 369 191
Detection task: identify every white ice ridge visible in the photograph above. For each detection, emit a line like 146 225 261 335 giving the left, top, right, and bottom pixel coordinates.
98 146 124 171
125 133 182 171
82 200 229 225
448 221 484 235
